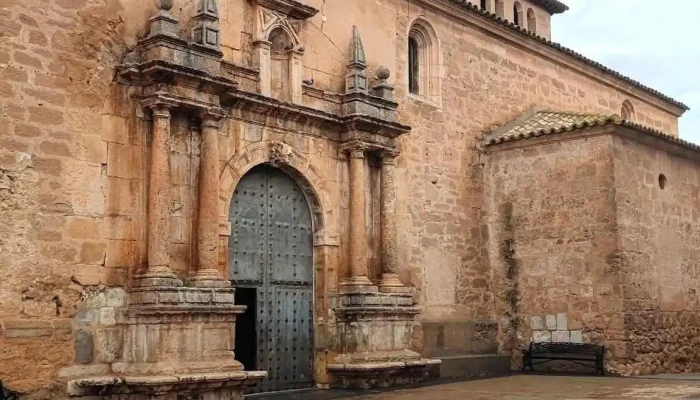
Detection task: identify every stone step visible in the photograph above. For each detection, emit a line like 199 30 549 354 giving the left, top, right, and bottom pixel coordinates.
438 354 512 379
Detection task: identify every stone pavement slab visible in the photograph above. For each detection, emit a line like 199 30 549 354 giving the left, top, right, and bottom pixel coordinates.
344 375 700 400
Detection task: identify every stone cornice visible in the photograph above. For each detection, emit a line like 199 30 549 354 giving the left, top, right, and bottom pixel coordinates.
221 89 411 145
417 0 688 116
254 0 319 19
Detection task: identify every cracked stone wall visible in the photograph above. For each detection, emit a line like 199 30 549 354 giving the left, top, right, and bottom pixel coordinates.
612 136 700 375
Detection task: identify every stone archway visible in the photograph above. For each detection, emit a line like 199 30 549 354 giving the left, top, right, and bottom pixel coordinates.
218 140 339 387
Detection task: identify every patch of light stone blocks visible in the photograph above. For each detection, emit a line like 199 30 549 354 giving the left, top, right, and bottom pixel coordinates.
530 313 583 344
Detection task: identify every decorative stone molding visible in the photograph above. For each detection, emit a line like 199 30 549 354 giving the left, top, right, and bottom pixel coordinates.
218 140 334 232
255 0 319 20
268 140 293 166
193 0 222 54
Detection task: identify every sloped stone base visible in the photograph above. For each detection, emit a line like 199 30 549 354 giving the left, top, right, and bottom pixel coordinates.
328 359 441 389
67 371 266 399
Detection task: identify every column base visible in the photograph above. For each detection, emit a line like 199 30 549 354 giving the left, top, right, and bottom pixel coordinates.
379 273 411 294
191 268 231 288
133 268 183 288
339 276 378 294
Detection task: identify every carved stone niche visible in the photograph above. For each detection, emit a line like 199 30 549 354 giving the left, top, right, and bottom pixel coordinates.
251 0 318 104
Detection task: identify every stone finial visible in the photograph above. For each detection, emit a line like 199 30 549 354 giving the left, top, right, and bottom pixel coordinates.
372 66 394 99
193 0 221 53
345 25 368 94
156 0 174 10
149 0 179 39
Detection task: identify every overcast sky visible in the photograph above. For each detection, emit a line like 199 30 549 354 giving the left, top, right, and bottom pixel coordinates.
552 0 700 144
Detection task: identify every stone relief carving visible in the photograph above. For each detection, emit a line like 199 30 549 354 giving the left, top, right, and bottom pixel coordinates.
256 6 302 49
269 141 293 165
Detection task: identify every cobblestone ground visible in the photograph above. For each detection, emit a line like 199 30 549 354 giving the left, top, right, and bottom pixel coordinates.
351 376 700 400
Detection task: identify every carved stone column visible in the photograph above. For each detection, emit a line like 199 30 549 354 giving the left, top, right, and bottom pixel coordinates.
193 108 230 288
379 151 406 292
341 147 374 291
138 99 182 287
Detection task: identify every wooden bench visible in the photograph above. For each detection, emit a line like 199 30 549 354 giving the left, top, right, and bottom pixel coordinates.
522 342 605 376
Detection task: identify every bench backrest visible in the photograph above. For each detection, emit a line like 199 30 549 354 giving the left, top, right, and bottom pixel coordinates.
529 342 604 355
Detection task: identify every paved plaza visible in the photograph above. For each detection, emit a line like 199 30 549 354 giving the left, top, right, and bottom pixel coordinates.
346 376 700 400
258 375 700 400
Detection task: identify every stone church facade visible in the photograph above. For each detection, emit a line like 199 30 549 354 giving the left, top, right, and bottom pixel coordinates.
0 0 698 398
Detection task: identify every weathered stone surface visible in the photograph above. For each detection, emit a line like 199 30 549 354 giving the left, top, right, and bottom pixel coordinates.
552 331 570 343
530 316 543 330
570 331 583 344
0 0 694 396
556 313 568 331
74 329 94 364
532 331 551 343
545 315 557 331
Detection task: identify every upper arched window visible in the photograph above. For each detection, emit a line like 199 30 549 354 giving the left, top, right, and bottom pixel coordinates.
495 0 505 18
527 8 537 34
407 19 442 105
621 100 636 121
513 2 524 26
480 0 490 11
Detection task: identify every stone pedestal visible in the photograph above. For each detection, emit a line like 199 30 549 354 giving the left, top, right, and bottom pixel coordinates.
65 287 267 398
328 292 441 389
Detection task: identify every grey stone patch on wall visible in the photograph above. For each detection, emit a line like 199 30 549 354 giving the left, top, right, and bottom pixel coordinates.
74 329 94 364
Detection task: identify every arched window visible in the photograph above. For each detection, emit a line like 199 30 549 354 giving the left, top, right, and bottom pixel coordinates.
496 0 505 17
513 2 523 26
621 100 636 121
408 37 419 94
407 19 442 105
527 8 537 33
480 0 490 11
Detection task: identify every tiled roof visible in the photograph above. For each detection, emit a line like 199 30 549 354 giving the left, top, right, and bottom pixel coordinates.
484 110 700 153
530 0 569 14
446 0 689 111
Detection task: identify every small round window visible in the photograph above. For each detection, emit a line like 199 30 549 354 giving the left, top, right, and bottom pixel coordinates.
658 174 667 190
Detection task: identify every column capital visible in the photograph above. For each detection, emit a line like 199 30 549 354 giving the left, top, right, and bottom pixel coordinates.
381 150 399 164
343 144 368 159
200 107 227 128
141 96 179 117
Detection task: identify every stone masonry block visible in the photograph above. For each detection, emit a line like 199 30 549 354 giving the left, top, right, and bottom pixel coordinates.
94 328 122 363
532 330 551 343
213 293 234 304
556 313 568 331
570 330 583 344
530 316 543 330
105 288 127 307
99 308 116 326
74 329 94 364
3 319 53 338
545 314 556 331
552 330 570 342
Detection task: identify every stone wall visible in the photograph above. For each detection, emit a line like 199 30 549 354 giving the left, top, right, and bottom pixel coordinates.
612 134 700 375
485 133 625 369
0 0 689 395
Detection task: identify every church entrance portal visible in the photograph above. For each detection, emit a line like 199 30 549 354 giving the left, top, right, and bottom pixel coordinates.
229 164 315 393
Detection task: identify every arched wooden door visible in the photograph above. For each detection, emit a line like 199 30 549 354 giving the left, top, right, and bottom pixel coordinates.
229 164 314 393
